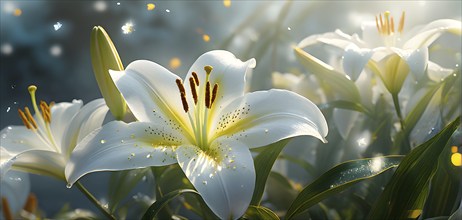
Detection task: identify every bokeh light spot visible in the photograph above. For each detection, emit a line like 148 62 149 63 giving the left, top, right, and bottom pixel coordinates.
451 146 458 153
169 57 181 70
13 8 22 16
203 34 211 42
223 0 231 8
452 153 461 167
122 22 135 34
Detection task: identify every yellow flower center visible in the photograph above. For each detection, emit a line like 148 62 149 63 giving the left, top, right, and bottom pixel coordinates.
176 66 219 151
375 11 406 47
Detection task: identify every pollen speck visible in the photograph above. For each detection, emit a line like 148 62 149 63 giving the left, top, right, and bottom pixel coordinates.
147 3 155 11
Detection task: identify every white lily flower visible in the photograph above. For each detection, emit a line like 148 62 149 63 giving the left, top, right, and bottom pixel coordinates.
0 86 109 180
0 171 29 219
298 11 461 84
65 50 328 219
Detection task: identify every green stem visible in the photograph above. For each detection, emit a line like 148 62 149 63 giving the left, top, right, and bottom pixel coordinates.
392 93 405 130
76 181 116 220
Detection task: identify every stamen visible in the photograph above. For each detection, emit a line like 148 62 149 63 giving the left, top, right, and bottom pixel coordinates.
24 194 37 214
24 107 38 129
205 81 211 109
379 14 384 35
390 17 395 34
175 79 189 113
189 77 198 104
398 11 405 33
211 83 218 106
384 11 390 35
375 16 382 34
204 65 213 75
192 72 200 86
18 109 32 130
40 101 51 123
2 197 13 220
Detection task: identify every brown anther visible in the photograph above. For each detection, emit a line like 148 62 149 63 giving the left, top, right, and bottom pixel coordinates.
24 193 37 214
398 11 405 33
189 77 198 104
24 107 38 129
18 109 32 130
204 65 213 75
175 79 186 94
205 81 211 109
2 197 13 220
175 79 189 113
40 101 51 123
211 83 218 107
192 72 200 86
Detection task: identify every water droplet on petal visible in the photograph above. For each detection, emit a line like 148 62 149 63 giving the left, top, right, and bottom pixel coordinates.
202 180 207 185
100 139 106 144
131 153 135 157
146 154 152 158
6 107 10 112
209 173 214 178
165 9 170 13
66 184 72 188
265 129 269 133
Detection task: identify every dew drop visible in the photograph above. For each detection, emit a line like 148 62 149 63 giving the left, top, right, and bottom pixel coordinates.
6 107 10 112
117 2 121 6
130 153 135 157
146 154 152 158
166 9 170 13
1 134 7 139
100 139 106 144
453 73 457 77
142 176 147 182
66 184 72 188
10 84 16 89
202 180 207 185
209 173 214 178
265 129 269 133
287 27 291 31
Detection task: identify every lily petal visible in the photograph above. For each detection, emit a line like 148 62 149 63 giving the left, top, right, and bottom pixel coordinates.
391 47 428 80
184 50 256 112
3 149 66 179
404 19 462 50
1 171 30 216
343 44 373 81
298 29 365 50
176 141 255 220
49 100 83 150
427 61 454 82
110 60 193 138
65 121 182 185
61 98 109 157
212 89 328 147
0 126 50 170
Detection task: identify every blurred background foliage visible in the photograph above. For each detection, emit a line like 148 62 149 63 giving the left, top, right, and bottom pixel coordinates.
1 1 461 219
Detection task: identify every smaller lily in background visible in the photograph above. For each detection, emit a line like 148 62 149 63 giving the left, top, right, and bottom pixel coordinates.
0 85 109 180
1 171 30 220
65 50 328 219
297 11 461 93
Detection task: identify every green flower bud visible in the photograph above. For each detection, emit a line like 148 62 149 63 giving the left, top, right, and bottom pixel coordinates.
90 26 127 120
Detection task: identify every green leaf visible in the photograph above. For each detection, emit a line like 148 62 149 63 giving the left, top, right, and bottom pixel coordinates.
319 100 372 117
141 189 199 220
294 47 361 103
242 206 280 220
250 139 290 206
107 168 151 212
367 117 460 219
285 156 404 220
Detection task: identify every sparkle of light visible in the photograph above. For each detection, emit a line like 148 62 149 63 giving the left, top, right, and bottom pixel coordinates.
202 34 210 42
54 22 62 31
165 9 170 13
223 0 231 7
147 3 155 11
370 157 384 172
122 22 135 34
169 57 181 70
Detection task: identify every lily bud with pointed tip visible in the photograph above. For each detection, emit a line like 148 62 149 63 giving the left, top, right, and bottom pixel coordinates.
91 26 127 120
